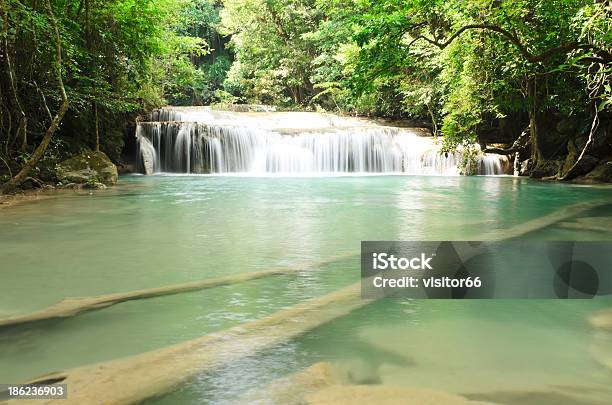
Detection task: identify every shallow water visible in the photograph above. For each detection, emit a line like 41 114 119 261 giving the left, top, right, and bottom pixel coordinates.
1 175 611 403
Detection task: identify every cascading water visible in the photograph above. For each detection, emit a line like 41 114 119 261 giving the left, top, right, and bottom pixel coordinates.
135 107 504 176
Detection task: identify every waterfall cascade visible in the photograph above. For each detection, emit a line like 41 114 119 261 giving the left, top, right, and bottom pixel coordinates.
136 107 505 176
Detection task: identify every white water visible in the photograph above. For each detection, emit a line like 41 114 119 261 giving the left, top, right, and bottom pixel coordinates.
136 107 503 176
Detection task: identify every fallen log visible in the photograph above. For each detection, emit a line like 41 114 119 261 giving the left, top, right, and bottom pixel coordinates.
480 200 609 240
2 282 369 405
0 252 358 329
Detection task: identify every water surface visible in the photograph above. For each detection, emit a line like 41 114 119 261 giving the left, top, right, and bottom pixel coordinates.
1 175 611 404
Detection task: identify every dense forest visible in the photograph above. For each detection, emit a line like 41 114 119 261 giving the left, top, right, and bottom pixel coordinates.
0 0 610 192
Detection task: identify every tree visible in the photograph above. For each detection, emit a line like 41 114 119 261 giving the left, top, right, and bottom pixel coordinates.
1 0 205 190
220 0 322 105
350 0 611 174
1 0 68 193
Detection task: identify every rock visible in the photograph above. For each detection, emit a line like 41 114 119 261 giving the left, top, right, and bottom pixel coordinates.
116 162 135 175
518 159 532 176
530 159 561 178
562 154 599 178
238 362 345 405
240 363 499 405
138 140 156 175
467 388 603 405
588 309 612 331
56 151 118 186
499 155 512 174
60 182 107 190
304 386 497 405
582 160 612 183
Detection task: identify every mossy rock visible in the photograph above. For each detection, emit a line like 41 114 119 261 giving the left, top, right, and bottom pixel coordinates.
530 159 561 178
56 151 118 186
583 160 612 183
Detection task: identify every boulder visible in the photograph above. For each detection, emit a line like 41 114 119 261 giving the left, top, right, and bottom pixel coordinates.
582 160 612 183
499 155 513 175
530 159 561 178
56 150 118 186
116 162 136 175
560 154 599 179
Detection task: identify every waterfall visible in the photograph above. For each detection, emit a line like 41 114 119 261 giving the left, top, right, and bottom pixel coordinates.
479 154 503 176
135 107 504 176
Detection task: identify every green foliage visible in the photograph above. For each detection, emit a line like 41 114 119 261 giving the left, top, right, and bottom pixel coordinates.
168 0 233 105
220 0 322 106
1 0 206 178
346 0 609 149
458 144 480 176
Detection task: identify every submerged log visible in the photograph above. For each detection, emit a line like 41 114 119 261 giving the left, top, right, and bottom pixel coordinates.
3 282 369 405
480 200 610 240
557 216 612 233
0 253 358 329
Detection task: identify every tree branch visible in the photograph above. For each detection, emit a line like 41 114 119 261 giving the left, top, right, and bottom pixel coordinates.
410 24 612 64
483 147 518 155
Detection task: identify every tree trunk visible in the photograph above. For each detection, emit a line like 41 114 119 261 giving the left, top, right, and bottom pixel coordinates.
529 110 542 164
527 78 543 167
1 0 68 194
558 103 600 180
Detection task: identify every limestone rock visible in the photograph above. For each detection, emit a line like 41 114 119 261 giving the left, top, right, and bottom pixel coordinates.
138 141 156 175
499 155 512 174
56 151 118 186
588 309 612 331
304 386 497 405
238 362 345 405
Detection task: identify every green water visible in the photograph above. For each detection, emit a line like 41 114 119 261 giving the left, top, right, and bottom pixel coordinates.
1 175 612 404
